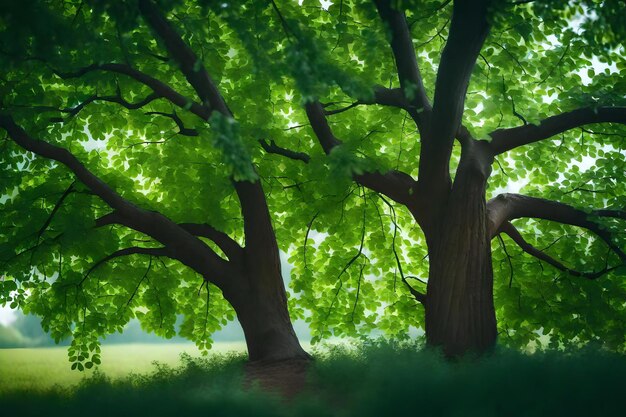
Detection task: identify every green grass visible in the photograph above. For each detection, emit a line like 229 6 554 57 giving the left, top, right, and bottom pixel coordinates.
0 342 246 392
1 342 626 417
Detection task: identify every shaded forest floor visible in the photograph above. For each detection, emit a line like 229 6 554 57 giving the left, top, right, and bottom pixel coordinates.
1 342 625 417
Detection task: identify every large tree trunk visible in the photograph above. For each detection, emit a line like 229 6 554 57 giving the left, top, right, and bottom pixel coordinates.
219 244 310 397
227 282 309 362
424 143 497 356
226 180 310 363
223 254 310 397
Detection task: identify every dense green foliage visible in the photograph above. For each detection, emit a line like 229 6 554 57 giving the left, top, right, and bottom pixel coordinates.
1 0 625 367
2 344 626 416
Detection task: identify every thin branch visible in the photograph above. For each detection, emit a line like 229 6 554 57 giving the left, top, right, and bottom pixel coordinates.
259 139 310 163
497 234 515 287
37 181 76 238
303 212 319 271
81 246 170 286
500 222 621 280
350 261 366 323
536 43 570 85
325 191 368 323
43 91 162 123
510 96 527 126
492 41 527 75
324 101 361 116
124 256 153 308
378 194 426 304
145 111 199 136
52 63 210 119
270 0 296 41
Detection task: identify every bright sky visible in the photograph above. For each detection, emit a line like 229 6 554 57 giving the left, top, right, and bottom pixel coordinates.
0 305 16 326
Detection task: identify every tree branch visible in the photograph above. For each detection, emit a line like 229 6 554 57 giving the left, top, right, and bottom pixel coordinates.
487 193 626 262
0 115 231 286
322 87 415 115
145 111 199 136
94 211 124 228
49 91 161 122
82 246 171 284
373 0 431 128
378 193 426 305
137 0 283 263
178 223 243 262
419 0 490 195
489 106 626 154
305 100 418 206
53 63 210 120
37 181 76 238
259 139 310 163
138 0 230 115
500 222 621 280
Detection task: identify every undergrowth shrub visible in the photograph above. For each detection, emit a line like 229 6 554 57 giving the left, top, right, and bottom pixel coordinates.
1 342 625 417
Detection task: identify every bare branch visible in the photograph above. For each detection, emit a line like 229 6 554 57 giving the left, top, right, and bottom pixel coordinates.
321 87 415 115
324 101 361 116
490 107 626 154
500 222 621 280
43 91 162 123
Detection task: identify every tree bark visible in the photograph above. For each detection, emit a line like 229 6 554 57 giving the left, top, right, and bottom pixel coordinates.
424 143 497 356
223 249 310 396
226 275 309 362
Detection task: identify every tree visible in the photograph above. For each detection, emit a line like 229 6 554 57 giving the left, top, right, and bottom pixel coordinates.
201 0 624 355
0 0 310 367
1 0 625 365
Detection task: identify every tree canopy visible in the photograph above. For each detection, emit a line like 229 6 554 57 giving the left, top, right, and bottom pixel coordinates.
1 0 625 366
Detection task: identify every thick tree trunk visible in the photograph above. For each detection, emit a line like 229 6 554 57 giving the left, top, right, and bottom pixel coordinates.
225 180 310 363
228 284 309 362
223 256 310 397
424 144 497 356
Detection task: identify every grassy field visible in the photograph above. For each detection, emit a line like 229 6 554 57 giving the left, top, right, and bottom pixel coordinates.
0 342 246 392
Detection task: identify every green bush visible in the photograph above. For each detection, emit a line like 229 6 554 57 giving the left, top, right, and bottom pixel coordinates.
1 343 625 417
